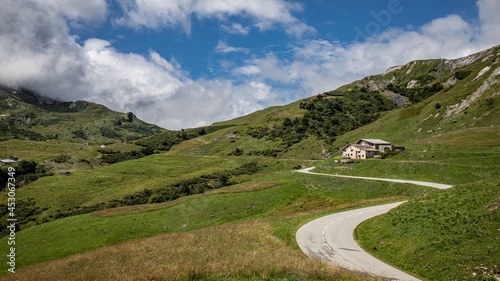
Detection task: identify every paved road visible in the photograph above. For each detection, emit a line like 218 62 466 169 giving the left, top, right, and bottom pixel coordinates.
295 167 453 189
294 167 454 280
296 202 421 281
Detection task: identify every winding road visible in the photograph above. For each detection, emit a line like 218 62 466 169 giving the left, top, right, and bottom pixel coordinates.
295 167 453 281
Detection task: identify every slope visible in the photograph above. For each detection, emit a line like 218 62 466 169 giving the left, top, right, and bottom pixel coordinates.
0 86 164 144
0 45 499 280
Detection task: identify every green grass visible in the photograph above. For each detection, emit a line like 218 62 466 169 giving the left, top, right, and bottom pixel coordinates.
316 144 500 185
355 176 500 280
0 171 430 274
1 154 255 219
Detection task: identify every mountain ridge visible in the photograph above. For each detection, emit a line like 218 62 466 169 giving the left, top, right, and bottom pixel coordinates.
0 85 164 143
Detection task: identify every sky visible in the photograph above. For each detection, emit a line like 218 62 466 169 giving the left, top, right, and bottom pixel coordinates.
0 0 499 129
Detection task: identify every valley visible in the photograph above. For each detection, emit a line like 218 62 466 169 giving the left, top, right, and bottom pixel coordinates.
0 45 499 280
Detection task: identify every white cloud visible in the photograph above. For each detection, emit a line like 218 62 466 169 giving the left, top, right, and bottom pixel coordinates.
215 40 249 54
235 6 500 97
1 0 500 131
33 0 108 25
221 23 250 35
115 0 315 37
0 0 273 129
115 0 192 32
477 0 500 47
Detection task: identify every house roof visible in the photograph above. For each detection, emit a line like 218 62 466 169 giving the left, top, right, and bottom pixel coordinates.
358 139 391 145
344 144 378 152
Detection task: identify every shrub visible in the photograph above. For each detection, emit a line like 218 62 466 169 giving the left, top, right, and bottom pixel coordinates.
54 154 71 163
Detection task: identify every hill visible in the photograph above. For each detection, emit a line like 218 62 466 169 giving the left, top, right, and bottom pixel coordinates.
0 85 164 143
164 45 500 159
0 45 498 280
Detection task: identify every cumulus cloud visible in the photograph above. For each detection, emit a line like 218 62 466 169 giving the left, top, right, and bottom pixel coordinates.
477 0 500 47
33 0 108 25
115 0 315 37
235 2 500 97
0 0 274 129
1 0 499 130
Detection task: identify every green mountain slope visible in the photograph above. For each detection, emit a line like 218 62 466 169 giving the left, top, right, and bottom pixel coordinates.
0 45 499 280
0 86 164 143
166 45 500 159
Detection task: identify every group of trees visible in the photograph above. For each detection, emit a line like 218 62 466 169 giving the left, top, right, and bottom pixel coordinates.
0 160 49 191
99 147 155 164
135 125 233 151
243 90 395 148
37 162 261 224
387 82 444 103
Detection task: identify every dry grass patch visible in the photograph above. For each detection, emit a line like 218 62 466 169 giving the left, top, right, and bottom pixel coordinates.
4 220 373 281
90 182 280 218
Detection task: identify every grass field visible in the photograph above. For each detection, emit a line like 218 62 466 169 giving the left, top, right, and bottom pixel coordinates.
316 144 500 185
0 47 498 280
0 220 379 281
355 176 500 280
0 169 429 274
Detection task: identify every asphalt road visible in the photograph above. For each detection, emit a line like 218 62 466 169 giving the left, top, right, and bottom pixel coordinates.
295 167 453 189
296 202 421 281
294 167 453 280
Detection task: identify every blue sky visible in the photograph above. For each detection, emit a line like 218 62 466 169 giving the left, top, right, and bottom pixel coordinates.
0 0 499 129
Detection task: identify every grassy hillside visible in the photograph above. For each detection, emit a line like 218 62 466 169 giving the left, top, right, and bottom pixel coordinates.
0 86 164 144
0 164 427 276
356 176 500 280
0 45 499 280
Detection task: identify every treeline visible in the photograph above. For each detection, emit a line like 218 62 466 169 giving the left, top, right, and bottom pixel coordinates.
0 160 50 190
0 199 42 237
32 162 261 226
0 123 46 141
243 90 395 147
99 147 155 164
0 161 49 238
135 125 233 151
387 82 444 103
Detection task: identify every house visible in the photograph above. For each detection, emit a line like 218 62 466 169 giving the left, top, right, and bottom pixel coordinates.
357 139 392 153
342 139 404 159
342 144 378 159
0 156 19 165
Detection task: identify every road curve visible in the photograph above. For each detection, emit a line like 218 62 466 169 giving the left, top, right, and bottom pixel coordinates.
296 202 421 281
295 167 453 189
294 167 453 280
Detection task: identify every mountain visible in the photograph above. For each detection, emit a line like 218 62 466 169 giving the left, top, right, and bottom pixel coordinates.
0 45 499 280
163 45 500 158
0 85 164 143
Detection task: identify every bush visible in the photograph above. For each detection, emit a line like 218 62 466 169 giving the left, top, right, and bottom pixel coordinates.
455 70 472 80
54 154 71 163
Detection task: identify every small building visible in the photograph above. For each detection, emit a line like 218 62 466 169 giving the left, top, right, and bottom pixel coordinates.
357 139 392 153
392 145 406 152
342 144 378 159
0 156 20 165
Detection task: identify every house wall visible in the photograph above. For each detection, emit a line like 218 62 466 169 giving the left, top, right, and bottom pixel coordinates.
377 145 392 152
342 146 376 159
342 145 358 159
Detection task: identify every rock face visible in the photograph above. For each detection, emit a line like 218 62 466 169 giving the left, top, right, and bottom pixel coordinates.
382 90 408 107
342 45 500 108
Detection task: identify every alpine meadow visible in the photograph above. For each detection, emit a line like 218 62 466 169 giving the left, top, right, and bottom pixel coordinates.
1 41 500 281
